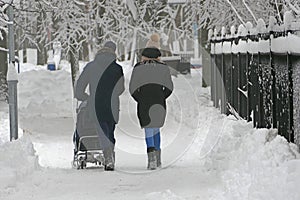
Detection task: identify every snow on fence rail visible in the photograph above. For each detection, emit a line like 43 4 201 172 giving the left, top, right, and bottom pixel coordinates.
209 11 300 147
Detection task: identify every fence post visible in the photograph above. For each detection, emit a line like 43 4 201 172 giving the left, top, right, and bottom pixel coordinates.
257 52 263 128
221 49 226 114
211 52 215 103
230 51 234 113
270 51 277 131
237 52 241 114
288 53 294 143
215 54 221 108
246 51 250 121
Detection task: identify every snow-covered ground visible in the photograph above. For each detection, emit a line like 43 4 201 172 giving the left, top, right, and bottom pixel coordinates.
0 62 300 199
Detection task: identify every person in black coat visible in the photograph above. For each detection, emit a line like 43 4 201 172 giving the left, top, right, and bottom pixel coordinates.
129 47 173 170
74 41 124 171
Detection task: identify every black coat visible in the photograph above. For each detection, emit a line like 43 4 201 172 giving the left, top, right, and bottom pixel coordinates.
129 60 173 128
95 60 124 123
74 48 124 124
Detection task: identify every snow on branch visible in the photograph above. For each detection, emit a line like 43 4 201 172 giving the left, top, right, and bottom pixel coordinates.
0 1 9 12
0 0 13 5
275 0 283 22
225 0 245 25
125 0 137 21
242 0 257 23
285 0 300 15
74 0 85 6
0 16 11 24
284 0 298 15
0 46 8 52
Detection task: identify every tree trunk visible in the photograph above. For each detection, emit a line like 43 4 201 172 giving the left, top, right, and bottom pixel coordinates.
130 28 137 66
69 45 79 87
37 15 47 65
37 43 47 65
0 31 8 100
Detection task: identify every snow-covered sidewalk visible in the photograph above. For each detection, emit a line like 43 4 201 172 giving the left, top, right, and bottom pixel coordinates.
1 64 300 200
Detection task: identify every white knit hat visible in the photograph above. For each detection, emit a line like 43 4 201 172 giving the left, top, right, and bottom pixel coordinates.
146 33 161 49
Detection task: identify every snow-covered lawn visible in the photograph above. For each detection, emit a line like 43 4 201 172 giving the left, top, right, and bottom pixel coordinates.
0 63 300 199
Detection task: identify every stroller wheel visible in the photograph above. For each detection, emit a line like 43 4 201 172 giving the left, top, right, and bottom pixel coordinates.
72 159 78 169
72 154 81 170
80 160 86 169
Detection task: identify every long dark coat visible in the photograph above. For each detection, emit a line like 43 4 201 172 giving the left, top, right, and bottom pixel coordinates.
129 60 173 128
74 48 124 124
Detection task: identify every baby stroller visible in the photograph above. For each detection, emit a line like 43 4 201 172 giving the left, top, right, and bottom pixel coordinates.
72 100 104 169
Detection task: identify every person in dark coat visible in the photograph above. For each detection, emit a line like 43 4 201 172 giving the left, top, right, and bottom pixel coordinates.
74 41 124 171
129 46 173 170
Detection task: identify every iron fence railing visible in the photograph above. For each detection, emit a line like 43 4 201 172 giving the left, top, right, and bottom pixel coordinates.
210 31 300 146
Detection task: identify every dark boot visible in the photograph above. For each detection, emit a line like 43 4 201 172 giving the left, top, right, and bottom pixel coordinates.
104 148 114 171
156 149 161 168
147 147 157 170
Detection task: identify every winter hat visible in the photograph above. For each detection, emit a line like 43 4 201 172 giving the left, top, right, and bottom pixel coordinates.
104 41 116 51
141 47 161 59
146 33 161 49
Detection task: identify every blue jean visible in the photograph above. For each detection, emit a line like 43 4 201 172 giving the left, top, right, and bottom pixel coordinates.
99 121 116 150
144 128 161 150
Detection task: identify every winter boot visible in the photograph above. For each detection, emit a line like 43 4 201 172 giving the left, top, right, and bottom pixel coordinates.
147 147 157 170
104 148 114 171
156 149 161 168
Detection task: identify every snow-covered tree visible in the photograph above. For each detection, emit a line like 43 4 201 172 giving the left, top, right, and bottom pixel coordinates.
13 0 56 65
0 1 9 100
51 0 86 84
14 0 300 87
0 1 8 38
195 0 300 30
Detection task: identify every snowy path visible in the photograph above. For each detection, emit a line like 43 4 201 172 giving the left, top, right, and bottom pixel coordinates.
4 163 221 200
3 69 228 199
2 67 300 200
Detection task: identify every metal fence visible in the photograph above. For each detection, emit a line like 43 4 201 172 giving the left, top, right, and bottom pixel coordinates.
210 31 300 146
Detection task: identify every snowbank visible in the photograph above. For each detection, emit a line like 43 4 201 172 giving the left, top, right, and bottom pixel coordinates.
19 63 47 73
0 135 39 192
0 102 24 144
18 69 73 118
0 110 9 145
204 118 300 200
0 103 38 193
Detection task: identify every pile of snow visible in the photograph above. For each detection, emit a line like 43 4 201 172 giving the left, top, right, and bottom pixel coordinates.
0 102 24 144
204 118 300 200
0 110 9 145
0 102 39 194
0 135 40 193
18 63 47 73
0 115 23 145
18 69 73 118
